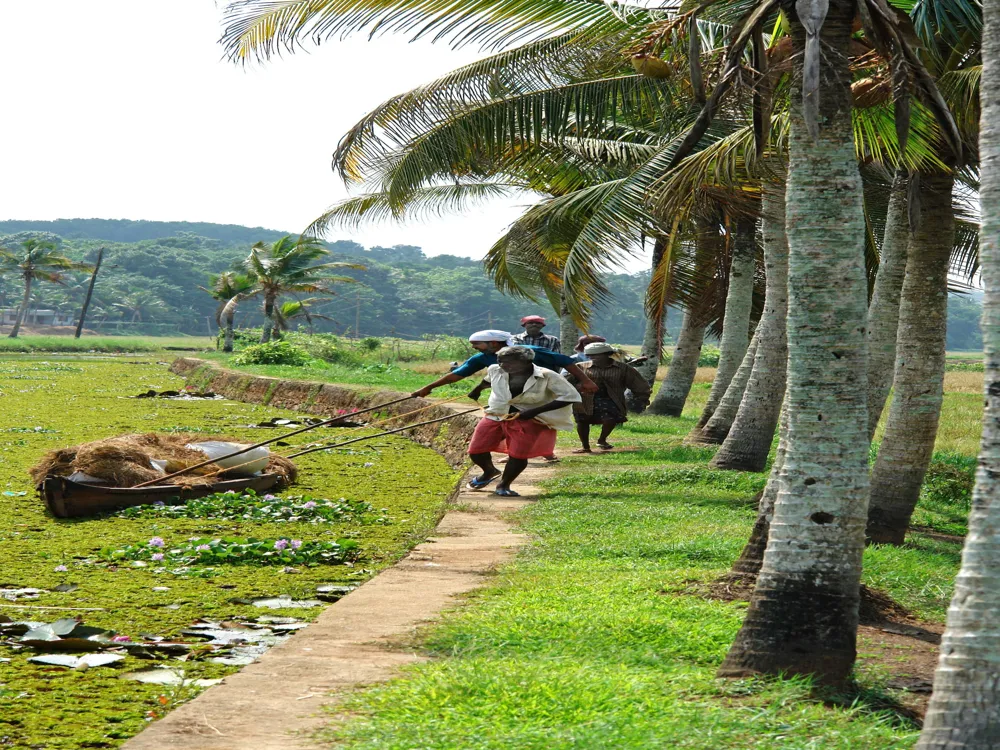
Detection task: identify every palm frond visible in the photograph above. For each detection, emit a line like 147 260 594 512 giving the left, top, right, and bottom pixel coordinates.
308 182 520 235
221 0 651 61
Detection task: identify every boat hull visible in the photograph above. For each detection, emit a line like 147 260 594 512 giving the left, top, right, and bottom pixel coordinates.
40 474 284 519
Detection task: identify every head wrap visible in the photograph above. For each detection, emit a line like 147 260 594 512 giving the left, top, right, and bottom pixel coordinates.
574 334 606 353
469 329 515 345
584 342 616 356
520 315 546 326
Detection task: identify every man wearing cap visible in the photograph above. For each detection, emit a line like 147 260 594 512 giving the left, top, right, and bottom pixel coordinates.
410 330 598 398
567 341 651 452
511 315 561 352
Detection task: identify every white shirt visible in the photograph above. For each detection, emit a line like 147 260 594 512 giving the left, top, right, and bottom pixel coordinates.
482 364 582 431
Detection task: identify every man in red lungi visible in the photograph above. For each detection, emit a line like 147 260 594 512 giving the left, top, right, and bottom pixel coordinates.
465 346 581 497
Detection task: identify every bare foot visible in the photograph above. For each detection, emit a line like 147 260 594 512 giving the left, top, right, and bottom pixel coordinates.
597 443 614 451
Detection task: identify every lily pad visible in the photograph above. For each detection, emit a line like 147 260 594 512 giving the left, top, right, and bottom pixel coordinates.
28 653 125 669
250 596 324 609
1 588 44 601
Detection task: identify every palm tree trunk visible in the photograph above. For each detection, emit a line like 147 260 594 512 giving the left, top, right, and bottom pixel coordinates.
692 325 761 443
646 224 719 417
730 403 788 578
646 308 705 416
866 170 910 439
224 301 237 353
866 171 954 544
558 294 579 352
693 219 755 429
261 295 275 343
718 0 869 687
9 276 32 338
629 239 670 413
915 7 1000 740
710 177 790 470
75 248 103 339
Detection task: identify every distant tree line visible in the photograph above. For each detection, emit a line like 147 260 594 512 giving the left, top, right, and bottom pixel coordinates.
0 220 983 348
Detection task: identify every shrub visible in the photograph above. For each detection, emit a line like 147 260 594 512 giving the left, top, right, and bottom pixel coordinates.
285 332 363 366
232 340 311 366
661 345 721 367
359 336 382 351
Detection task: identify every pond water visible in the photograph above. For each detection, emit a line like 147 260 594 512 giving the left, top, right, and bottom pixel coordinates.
0 356 458 749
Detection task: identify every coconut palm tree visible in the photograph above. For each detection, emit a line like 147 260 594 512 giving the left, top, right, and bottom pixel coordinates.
273 298 333 334
0 239 91 338
113 291 169 323
202 271 256 352
717 0 872 687
709 173 788 468
240 235 362 343
693 217 755 426
866 0 981 545
916 2 999 742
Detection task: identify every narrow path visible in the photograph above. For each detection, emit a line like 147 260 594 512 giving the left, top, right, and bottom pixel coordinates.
123 459 556 750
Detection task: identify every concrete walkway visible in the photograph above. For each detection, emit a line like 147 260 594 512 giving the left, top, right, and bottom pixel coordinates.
123 461 555 750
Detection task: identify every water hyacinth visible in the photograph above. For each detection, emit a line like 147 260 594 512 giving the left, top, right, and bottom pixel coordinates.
100 536 359 567
115 490 388 525
53 565 68 572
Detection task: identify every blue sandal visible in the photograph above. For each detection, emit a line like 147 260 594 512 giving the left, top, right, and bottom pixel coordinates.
494 488 521 497
467 474 500 490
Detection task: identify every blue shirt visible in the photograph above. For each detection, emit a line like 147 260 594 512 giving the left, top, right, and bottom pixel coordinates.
451 346 576 378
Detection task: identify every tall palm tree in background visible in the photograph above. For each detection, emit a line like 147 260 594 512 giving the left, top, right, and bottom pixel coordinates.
866 3 981 544
203 271 256 351
0 239 91 338
240 235 362 343
916 1 999 743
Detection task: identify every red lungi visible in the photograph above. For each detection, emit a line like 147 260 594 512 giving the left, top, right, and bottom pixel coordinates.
468 417 557 459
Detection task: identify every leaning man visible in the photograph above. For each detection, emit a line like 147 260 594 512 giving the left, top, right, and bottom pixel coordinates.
465 346 581 496
411 330 597 398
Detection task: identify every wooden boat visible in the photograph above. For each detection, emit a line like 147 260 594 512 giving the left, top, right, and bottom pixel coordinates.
39 473 284 519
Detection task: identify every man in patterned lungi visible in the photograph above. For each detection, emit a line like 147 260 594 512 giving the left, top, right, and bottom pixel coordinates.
465 346 581 496
567 342 651 453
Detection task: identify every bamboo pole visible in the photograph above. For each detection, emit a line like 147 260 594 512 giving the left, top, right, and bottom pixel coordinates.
287 408 481 459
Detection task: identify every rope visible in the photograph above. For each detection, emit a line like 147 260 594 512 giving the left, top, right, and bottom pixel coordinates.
179 396 478 483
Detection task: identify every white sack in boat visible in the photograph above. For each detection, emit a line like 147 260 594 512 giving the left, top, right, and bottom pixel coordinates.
186 441 269 476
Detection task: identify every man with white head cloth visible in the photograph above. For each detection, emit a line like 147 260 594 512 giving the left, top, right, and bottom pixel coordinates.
410 330 597 399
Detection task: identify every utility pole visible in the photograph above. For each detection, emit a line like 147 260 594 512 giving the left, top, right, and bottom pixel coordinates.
355 291 361 338
74 247 104 339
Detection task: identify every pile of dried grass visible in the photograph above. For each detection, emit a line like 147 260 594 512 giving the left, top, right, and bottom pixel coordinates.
30 432 297 487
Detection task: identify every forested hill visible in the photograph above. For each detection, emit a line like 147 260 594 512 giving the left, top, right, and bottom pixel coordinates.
0 219 657 343
0 218 983 350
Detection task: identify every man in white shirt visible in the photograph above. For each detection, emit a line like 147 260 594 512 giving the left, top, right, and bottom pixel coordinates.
465 346 581 496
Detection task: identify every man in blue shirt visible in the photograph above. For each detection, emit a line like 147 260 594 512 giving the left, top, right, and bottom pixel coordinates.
411 330 598 398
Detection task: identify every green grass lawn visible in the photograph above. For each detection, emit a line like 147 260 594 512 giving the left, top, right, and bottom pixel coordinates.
315 382 973 750
0 356 458 749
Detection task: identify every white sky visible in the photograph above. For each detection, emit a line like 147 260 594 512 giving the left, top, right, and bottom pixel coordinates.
0 0 542 260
